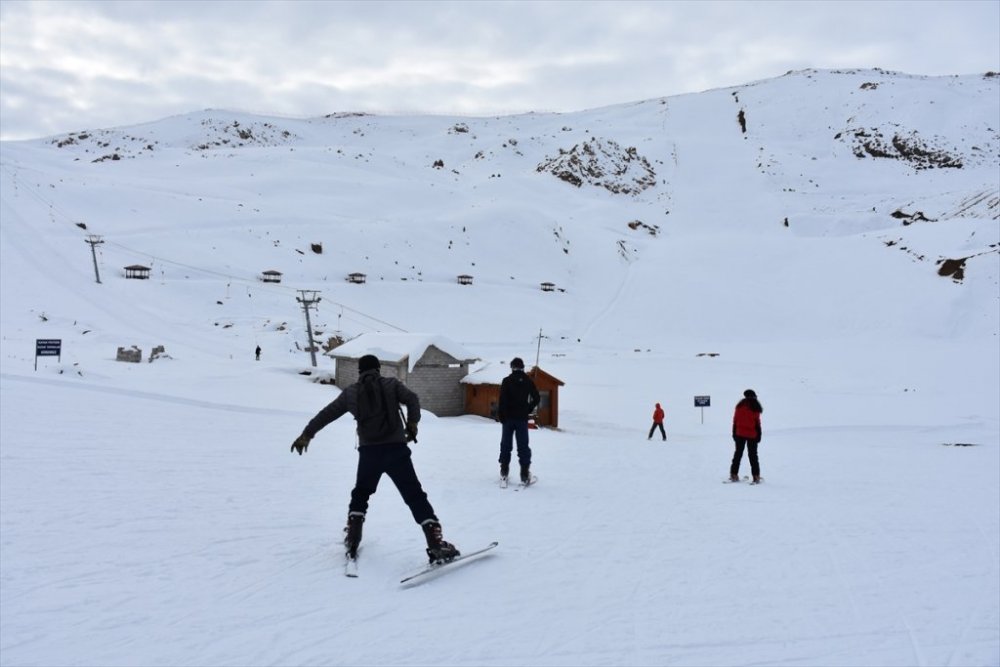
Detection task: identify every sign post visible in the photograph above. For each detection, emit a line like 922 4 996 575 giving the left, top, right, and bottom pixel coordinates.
35 339 62 371
694 395 711 424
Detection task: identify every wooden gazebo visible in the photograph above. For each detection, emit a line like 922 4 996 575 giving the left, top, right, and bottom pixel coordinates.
260 270 283 283
347 272 367 284
540 281 556 292
124 265 151 279
457 274 474 285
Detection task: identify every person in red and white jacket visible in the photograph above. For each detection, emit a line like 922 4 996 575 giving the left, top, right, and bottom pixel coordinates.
648 403 666 441
730 389 763 482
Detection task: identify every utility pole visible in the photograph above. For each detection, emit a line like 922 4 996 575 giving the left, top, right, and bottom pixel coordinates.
535 328 544 369
84 235 104 284
296 290 322 367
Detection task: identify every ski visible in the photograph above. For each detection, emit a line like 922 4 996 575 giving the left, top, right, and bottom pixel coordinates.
723 476 750 484
400 541 499 586
517 475 538 489
344 551 359 577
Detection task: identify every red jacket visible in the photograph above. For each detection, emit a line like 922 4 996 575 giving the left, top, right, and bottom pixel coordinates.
732 398 762 440
652 404 664 424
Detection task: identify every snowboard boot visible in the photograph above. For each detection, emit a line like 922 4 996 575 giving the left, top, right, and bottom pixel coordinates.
343 511 365 559
499 462 509 481
520 464 531 484
421 519 460 564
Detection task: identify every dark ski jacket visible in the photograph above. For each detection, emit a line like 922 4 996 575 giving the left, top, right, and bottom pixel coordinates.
498 369 540 422
732 397 763 440
301 370 420 446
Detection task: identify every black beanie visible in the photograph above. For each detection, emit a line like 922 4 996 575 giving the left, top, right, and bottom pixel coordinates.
510 357 525 370
358 354 380 373
744 389 756 398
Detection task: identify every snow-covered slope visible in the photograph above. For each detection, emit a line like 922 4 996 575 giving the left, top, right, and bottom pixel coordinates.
1 68 998 666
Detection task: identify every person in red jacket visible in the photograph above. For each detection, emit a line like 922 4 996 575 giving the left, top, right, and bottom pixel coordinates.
730 389 763 482
648 403 666 441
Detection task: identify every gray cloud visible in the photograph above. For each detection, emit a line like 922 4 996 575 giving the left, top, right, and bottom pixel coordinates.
2 0 997 140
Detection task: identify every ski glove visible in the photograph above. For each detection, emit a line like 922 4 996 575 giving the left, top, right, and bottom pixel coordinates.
405 422 418 444
291 434 311 455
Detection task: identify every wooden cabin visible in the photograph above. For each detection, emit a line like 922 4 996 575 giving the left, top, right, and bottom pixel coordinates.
260 270 283 283
124 265 151 279
347 272 367 284
462 363 565 428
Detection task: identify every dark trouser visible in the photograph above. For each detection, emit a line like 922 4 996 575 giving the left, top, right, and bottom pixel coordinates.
349 443 436 525
731 437 760 477
499 419 531 467
648 422 666 440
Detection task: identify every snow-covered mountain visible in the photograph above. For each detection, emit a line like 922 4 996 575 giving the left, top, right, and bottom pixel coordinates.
1 68 998 666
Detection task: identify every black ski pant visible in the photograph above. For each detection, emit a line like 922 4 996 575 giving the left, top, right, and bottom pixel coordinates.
730 437 760 478
349 442 436 525
648 422 666 440
499 419 531 468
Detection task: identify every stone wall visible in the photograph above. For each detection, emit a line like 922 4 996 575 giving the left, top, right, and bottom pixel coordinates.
407 346 469 417
332 346 470 417
116 346 142 363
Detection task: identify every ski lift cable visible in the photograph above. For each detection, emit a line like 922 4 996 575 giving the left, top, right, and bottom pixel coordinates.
0 164 409 333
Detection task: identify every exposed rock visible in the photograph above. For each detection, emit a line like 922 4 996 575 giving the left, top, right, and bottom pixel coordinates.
536 138 657 195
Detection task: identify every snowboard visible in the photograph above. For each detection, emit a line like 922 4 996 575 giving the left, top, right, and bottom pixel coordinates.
399 541 499 587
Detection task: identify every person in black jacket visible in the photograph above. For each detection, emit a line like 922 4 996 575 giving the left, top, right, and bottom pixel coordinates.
289 354 459 564
497 357 540 483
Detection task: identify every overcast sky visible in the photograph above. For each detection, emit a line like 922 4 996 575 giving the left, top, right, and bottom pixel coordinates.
1 0 998 141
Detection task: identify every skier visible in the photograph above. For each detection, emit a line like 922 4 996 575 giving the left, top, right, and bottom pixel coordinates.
648 402 666 441
255 345 261 361
497 357 540 484
730 389 763 482
289 354 459 564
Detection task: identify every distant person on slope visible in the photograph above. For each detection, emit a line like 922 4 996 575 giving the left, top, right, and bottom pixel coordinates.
730 389 763 483
648 402 666 441
289 354 459 565
255 345 261 361
498 357 540 484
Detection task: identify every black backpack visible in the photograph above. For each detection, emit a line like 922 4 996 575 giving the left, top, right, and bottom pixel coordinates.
355 374 400 441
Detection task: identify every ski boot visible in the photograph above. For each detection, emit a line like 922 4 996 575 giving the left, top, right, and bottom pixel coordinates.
729 473 740 482
421 519 460 564
343 511 365 559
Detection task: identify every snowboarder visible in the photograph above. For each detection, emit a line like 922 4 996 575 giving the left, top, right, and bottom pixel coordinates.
648 402 666 441
730 389 763 482
497 357 540 484
289 354 459 564
255 345 261 361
